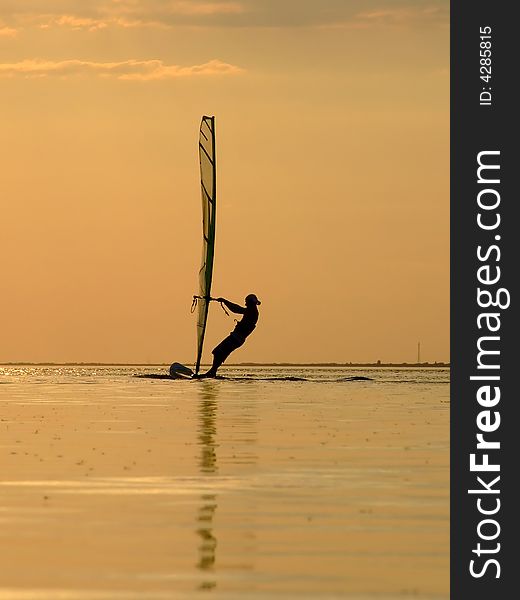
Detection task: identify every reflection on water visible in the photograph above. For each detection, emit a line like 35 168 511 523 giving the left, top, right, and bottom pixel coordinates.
194 381 259 590
197 494 218 587
198 383 219 475
196 382 219 590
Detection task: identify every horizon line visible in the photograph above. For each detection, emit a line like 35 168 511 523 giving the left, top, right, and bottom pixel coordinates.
1 361 450 367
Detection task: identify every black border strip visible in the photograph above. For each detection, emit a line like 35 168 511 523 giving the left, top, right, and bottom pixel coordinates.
451 2 516 596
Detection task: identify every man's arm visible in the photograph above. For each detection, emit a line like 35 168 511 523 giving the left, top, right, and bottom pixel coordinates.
215 297 245 314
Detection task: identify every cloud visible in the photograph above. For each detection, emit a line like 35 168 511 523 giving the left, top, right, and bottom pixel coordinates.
160 1 245 16
0 58 245 79
1 1 448 30
352 6 447 27
33 1 245 31
0 25 17 37
313 5 448 30
44 15 109 31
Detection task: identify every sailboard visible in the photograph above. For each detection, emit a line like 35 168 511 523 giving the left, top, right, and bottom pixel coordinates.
193 116 217 375
137 117 216 381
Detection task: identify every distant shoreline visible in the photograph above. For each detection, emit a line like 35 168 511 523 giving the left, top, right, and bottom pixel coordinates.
1 362 450 368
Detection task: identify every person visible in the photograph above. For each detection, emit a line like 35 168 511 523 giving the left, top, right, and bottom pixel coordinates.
202 293 261 377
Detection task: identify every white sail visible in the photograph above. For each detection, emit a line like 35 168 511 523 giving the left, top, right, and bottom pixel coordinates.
195 116 217 374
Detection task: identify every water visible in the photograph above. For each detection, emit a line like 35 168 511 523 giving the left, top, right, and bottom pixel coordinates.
0 366 449 599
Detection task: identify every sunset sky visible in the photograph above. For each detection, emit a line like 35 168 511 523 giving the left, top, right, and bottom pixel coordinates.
1 1 449 365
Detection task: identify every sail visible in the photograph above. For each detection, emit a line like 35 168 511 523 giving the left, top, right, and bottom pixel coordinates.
195 116 217 374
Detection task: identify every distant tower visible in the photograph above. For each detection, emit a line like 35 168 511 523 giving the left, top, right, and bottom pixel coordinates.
417 342 421 364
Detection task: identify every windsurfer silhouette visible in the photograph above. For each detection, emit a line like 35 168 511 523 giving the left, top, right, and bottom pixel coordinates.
201 293 261 378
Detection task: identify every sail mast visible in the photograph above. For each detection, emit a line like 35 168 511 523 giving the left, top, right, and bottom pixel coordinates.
195 116 217 374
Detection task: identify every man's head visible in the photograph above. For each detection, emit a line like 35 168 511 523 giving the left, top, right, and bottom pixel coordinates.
245 294 261 306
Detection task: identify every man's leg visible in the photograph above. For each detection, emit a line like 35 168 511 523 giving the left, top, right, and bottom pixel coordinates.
203 335 240 377
204 352 225 377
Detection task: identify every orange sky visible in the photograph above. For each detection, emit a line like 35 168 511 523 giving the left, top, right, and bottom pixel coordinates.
1 1 449 364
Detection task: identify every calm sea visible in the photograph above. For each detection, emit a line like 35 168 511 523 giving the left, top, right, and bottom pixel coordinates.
0 366 449 599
